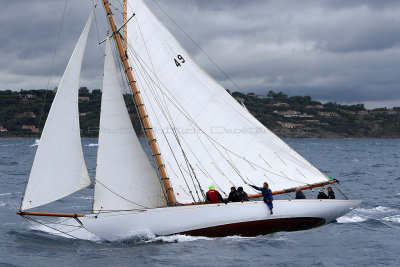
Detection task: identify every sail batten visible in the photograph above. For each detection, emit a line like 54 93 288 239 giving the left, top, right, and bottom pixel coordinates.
21 11 94 211
126 0 329 204
92 37 167 212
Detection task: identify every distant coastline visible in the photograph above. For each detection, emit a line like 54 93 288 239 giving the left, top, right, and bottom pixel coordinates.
1 88 399 138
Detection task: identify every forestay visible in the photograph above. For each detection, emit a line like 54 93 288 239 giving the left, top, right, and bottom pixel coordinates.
21 11 94 211
93 38 166 211
126 0 330 204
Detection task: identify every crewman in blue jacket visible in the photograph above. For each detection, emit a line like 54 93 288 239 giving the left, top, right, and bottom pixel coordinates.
250 182 273 214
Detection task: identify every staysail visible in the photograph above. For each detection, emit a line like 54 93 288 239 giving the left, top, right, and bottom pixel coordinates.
125 0 330 204
92 37 167 211
21 11 94 211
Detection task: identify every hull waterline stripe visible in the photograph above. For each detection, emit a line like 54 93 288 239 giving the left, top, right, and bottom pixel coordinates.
179 217 326 237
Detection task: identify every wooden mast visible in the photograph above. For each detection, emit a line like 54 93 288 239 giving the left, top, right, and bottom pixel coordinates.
102 0 176 206
123 0 127 53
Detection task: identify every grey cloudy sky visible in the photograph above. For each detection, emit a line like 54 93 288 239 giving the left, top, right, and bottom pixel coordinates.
1 0 400 108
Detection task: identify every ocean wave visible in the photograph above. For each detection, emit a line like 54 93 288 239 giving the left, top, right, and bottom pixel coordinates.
382 215 400 224
0 193 12 197
356 206 397 214
0 200 20 209
72 195 93 200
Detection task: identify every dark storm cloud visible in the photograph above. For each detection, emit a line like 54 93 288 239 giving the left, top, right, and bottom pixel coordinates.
1 0 400 108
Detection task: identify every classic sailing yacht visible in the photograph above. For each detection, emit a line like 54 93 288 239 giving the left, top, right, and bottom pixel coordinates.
18 0 360 241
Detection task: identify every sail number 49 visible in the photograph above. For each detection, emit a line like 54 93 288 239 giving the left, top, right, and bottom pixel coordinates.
174 55 185 67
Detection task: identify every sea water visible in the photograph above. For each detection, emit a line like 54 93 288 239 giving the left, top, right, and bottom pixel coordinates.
0 138 399 266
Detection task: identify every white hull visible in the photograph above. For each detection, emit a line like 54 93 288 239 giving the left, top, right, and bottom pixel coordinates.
81 199 360 241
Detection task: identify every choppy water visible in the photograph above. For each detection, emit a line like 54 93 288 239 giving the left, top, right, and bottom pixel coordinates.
1 138 400 266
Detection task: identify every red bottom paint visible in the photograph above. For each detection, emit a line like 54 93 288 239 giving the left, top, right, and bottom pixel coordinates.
180 217 326 237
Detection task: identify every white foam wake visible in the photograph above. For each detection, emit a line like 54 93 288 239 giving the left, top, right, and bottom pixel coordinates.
337 215 367 223
30 139 40 147
146 234 212 243
85 143 98 147
337 206 399 224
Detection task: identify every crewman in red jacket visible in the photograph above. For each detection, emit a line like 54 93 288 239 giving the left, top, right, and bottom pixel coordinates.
206 185 225 204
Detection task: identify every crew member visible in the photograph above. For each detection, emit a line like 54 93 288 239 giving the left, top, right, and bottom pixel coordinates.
317 189 328 199
327 187 335 199
250 182 273 214
206 185 225 204
228 186 241 202
295 187 306 199
237 186 249 201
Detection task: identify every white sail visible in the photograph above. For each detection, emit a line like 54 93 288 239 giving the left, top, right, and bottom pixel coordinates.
92 38 167 211
126 0 330 204
21 11 94 211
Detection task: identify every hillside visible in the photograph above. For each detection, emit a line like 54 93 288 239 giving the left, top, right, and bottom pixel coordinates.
0 89 399 138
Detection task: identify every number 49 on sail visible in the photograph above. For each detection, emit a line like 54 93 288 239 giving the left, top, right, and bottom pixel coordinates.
174 54 185 67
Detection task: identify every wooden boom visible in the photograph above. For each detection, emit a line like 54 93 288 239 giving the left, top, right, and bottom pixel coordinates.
17 211 85 218
102 0 176 205
248 180 337 199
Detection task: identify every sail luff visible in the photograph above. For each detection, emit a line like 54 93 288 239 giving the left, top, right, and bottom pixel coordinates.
20 10 94 211
102 0 176 205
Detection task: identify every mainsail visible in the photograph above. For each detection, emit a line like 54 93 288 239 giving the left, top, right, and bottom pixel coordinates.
21 11 94 211
125 0 330 204
92 38 167 211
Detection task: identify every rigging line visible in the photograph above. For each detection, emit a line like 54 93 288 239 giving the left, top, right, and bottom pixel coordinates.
91 0 103 56
95 180 151 209
180 163 201 201
122 45 307 180
244 157 258 171
224 151 256 186
126 3 176 124
111 35 140 129
19 0 69 212
159 128 197 203
211 162 235 187
125 39 312 174
166 162 193 199
279 171 307 185
36 0 68 136
170 127 203 201
113 41 168 204
123 19 320 186
34 217 74 226
195 164 227 196
171 127 228 196
259 154 272 168
127 45 178 140
149 0 243 93
22 216 80 239
127 48 199 201
263 174 276 185
296 168 307 179
332 183 349 200
126 41 180 140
